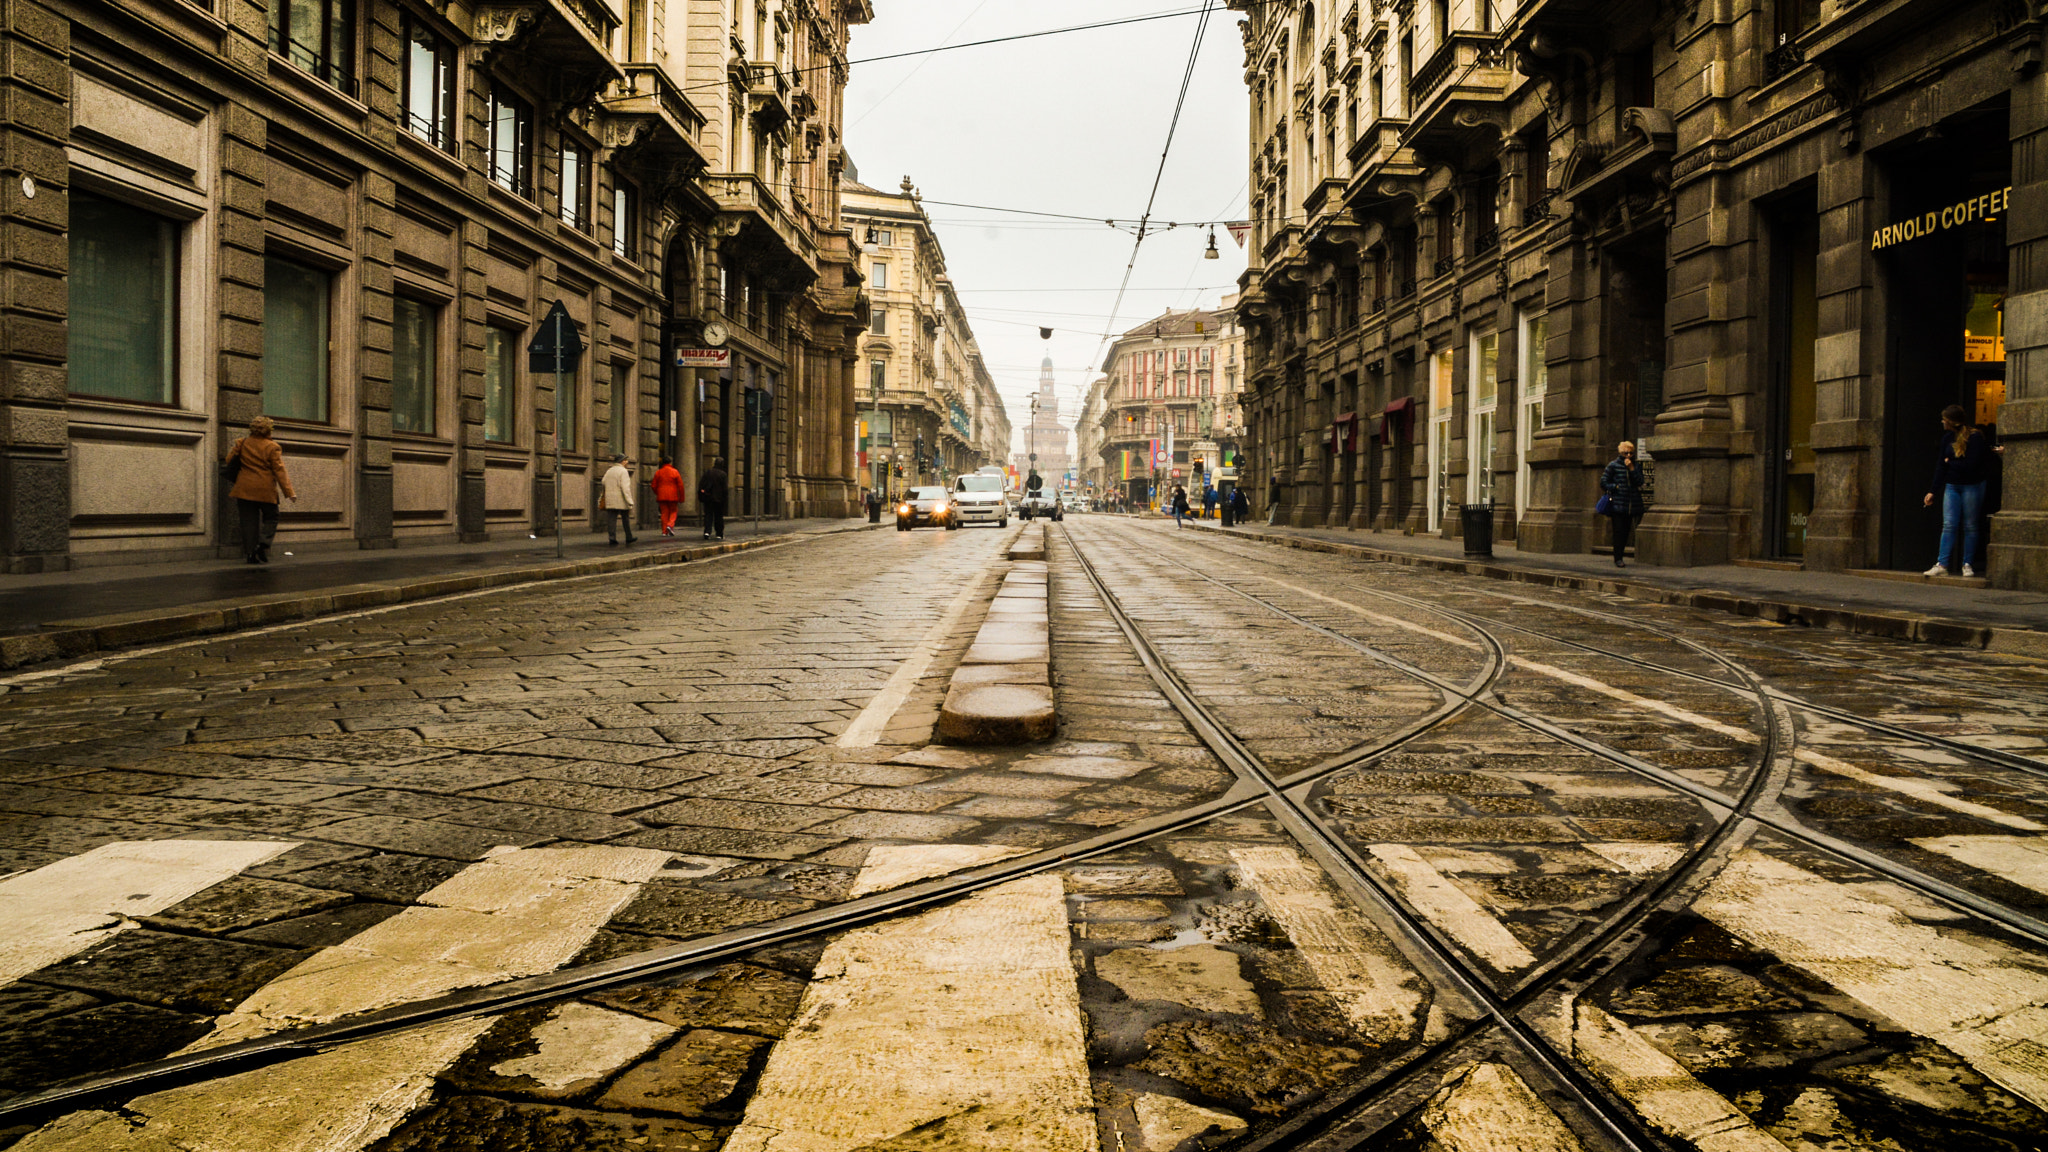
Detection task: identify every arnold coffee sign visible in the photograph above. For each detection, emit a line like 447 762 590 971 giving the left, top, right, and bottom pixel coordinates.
1871 186 2012 251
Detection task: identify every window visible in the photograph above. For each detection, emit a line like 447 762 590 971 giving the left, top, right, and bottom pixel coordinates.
271 0 355 93
1432 0 1449 48
263 255 330 422
1428 348 1454 531
485 325 517 442
556 364 578 452
870 308 887 336
869 358 886 394
1174 409 1189 435
624 0 646 59
609 361 631 454
1371 70 1384 123
871 262 888 290
402 13 455 150
489 84 533 196
560 142 589 230
1398 35 1413 116
875 229 893 245
870 409 893 446
612 178 635 259
1468 331 1498 505
69 194 177 405
1517 311 1547 525
391 296 435 434
1775 0 1822 41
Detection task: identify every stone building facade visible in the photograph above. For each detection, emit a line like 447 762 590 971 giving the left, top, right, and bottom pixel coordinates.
1229 0 2048 590
0 0 869 572
842 175 1009 495
1091 305 1246 507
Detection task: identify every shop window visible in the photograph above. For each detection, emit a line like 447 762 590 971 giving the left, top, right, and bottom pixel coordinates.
391 295 435 435
263 255 331 423
560 142 590 231
484 325 518 442
489 84 533 196
612 178 636 259
402 13 456 150
68 194 177 406
271 0 356 94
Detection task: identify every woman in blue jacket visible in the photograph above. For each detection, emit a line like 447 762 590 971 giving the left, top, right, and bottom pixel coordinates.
1924 404 1993 578
1600 441 1647 568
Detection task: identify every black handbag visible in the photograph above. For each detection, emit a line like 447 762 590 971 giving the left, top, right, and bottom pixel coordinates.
221 440 243 483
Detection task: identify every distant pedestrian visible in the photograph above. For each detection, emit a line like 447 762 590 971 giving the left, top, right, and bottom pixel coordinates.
1171 485 1191 528
651 457 684 537
1924 403 1994 578
1600 441 1647 568
602 454 637 545
224 415 296 564
863 487 882 523
1231 487 1250 526
1220 487 1236 527
699 457 729 540
1203 486 1218 520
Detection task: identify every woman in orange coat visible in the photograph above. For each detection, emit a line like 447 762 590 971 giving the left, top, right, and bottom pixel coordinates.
224 415 297 564
650 457 685 536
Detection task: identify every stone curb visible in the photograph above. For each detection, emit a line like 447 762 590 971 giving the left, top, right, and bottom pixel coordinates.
938 524 1056 744
0 524 887 672
1180 521 2048 655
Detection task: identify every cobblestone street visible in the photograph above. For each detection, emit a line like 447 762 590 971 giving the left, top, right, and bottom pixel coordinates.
1 519 2046 1151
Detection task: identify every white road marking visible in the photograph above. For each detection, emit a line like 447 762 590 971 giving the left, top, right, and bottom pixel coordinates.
1229 845 1424 1044
1910 834 2048 897
0 840 297 984
1366 843 1537 971
838 568 997 747
1132 1092 1247 1149
727 846 1097 1151
1793 749 2045 831
1418 1062 1587 1152
16 1017 495 1152
196 845 672 1047
490 1001 677 1091
1697 849 2048 1109
1583 841 1689 874
1573 1001 1791 1152
843 843 1025 897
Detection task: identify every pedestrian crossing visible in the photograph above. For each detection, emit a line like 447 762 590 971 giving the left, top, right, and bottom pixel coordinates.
4 835 2047 1148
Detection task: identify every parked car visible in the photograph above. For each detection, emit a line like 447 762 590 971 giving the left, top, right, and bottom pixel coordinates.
895 486 958 531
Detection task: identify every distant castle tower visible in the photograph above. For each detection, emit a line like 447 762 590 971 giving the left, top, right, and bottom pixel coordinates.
1015 355 1073 483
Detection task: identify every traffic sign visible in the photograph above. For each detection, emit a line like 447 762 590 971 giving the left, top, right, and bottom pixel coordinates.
676 348 730 368
1153 450 1168 466
528 300 584 372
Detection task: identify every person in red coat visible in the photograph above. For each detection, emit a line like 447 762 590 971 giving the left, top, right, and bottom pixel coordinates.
650 457 685 536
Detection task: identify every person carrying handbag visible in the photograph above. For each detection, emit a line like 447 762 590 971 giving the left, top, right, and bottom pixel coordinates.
1598 441 1646 568
223 416 296 564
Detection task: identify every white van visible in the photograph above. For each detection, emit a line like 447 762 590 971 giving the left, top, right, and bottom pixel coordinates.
951 471 1009 527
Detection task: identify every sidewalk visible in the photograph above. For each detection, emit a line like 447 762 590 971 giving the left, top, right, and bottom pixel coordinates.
0 517 886 670
1169 517 2048 655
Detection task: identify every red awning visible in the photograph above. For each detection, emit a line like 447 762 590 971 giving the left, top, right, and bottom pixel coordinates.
1330 412 1360 454
1381 397 1416 445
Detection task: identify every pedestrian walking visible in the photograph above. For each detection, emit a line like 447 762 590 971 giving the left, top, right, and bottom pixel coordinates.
650 457 684 537
1220 487 1236 527
1230 487 1250 526
1203 486 1218 520
1599 441 1647 568
1924 403 1995 578
1171 485 1191 528
699 457 728 540
223 416 296 564
601 454 637 545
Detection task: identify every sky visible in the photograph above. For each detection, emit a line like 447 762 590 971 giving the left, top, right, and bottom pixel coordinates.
841 2 1251 464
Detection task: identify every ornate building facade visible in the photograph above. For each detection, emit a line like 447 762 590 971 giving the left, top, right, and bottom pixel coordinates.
0 0 870 572
1230 0 2048 590
841 174 1009 494
1091 305 1246 506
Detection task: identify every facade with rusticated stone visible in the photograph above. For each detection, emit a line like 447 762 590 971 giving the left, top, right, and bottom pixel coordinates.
0 0 869 573
1230 0 2048 590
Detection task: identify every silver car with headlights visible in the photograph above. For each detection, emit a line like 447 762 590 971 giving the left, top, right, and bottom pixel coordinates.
895 486 958 531
950 473 1009 527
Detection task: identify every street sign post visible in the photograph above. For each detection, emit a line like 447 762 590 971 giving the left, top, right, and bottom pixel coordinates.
528 300 584 558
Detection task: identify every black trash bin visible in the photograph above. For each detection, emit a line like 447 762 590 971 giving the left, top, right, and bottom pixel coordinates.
1460 503 1494 559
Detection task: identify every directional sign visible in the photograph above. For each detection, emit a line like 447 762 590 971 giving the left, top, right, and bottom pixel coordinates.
527 300 584 372
676 348 731 368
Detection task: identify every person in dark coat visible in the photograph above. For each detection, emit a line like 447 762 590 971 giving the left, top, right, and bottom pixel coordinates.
1923 403 1994 577
1220 486 1235 527
698 458 729 540
1230 487 1250 525
1170 485 1191 528
224 415 297 564
1600 441 1647 568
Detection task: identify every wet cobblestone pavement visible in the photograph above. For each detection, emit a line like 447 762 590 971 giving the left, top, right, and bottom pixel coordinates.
0 518 2045 1150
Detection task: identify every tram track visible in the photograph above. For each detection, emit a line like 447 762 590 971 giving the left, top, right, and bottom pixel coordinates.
1066 517 2048 1147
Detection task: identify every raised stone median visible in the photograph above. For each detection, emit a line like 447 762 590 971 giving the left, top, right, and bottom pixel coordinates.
937 524 1056 744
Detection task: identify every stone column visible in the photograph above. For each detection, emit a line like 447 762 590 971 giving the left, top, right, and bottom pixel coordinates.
1517 237 1596 554
0 0 68 572
217 99 269 554
1998 65 2048 589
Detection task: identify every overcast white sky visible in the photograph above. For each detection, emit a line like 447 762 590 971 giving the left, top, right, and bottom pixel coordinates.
842 2 1250 463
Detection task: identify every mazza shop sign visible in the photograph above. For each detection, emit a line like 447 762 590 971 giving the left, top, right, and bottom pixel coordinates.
1871 186 2012 251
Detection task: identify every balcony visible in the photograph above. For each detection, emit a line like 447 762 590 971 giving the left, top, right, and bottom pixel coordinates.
603 64 710 171
1406 30 1510 137
706 172 817 287
474 0 624 87
748 61 792 130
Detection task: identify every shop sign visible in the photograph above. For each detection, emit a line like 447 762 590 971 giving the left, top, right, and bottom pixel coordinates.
675 348 730 368
1871 186 2012 251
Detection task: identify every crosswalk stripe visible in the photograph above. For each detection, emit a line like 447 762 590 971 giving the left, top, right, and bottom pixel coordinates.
1418 1062 1586 1152
1367 843 1537 971
1573 1001 1791 1152
0 839 297 985
726 845 1098 1151
1910 834 2048 896
196 844 674 1048
1697 849 2048 1110
1229 845 1425 1045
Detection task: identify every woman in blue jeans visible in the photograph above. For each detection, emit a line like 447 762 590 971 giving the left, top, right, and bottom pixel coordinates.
1924 404 1993 578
